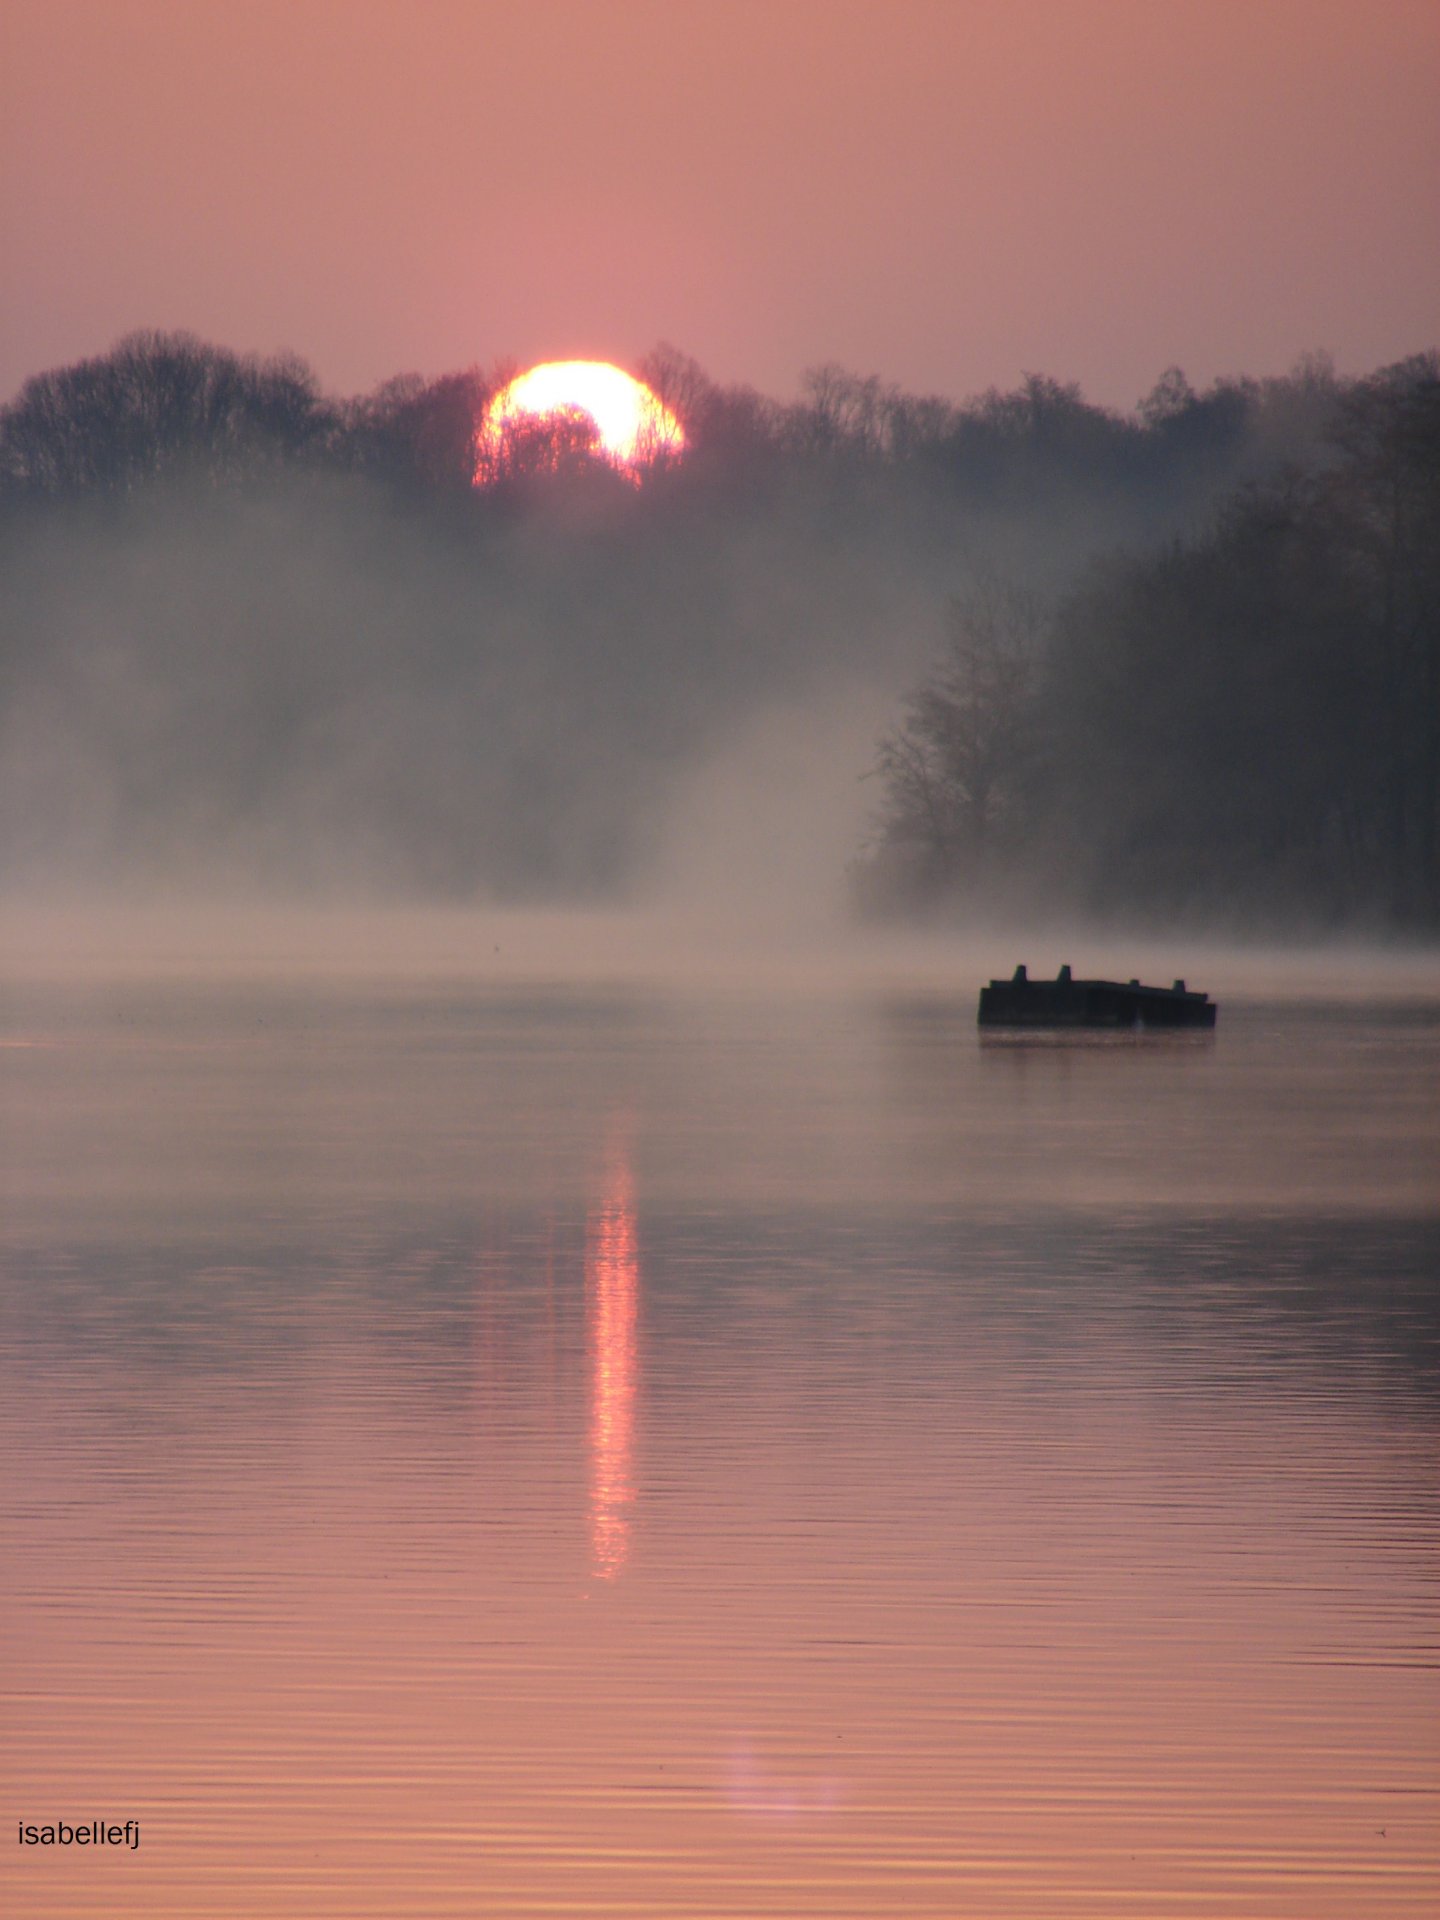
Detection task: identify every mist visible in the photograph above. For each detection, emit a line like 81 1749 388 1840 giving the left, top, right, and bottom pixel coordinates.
1 333 1435 956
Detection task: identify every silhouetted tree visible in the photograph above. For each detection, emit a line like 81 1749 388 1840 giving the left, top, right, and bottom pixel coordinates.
859 573 1044 910
0 331 333 497
636 343 713 439
342 368 489 492
1138 366 1197 426
472 401 617 497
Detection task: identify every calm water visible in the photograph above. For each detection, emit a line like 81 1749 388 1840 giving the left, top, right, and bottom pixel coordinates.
2 967 1437 1917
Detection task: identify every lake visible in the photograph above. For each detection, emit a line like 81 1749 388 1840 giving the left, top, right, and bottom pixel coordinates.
2 931 1437 1916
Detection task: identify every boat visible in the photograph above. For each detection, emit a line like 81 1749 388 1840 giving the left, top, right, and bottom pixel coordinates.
977 964 1217 1029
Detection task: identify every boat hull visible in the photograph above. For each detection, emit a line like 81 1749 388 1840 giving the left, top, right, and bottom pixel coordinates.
978 974 1217 1030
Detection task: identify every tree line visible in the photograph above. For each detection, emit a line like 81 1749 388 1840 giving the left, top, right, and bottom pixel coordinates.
0 330 1347 513
0 330 1434 926
857 357 1440 929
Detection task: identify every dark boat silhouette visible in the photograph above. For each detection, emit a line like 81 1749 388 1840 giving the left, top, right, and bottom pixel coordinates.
978 964 1217 1029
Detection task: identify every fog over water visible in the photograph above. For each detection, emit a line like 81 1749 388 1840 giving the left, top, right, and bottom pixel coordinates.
2 942 1437 1917
2 337 1437 1918
0 465 935 902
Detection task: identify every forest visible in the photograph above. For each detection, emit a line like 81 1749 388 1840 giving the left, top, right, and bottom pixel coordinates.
1 332 1436 929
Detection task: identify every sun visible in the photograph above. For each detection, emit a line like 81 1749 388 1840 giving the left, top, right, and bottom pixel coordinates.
475 360 683 483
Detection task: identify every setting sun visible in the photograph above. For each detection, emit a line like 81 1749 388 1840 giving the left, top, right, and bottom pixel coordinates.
476 360 683 483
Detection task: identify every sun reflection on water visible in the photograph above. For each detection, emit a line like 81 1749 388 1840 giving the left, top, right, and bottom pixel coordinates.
587 1143 638 1578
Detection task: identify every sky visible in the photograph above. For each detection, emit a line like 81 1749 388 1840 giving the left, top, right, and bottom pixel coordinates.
2 0 1437 412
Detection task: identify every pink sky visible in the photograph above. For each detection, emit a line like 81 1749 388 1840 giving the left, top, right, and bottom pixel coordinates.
2 0 1436 410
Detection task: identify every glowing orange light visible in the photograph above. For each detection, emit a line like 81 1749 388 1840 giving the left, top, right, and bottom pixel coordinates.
587 1143 639 1578
476 360 683 482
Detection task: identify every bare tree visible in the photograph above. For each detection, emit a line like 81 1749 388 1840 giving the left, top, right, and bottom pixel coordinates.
863 572 1045 905
0 331 332 495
